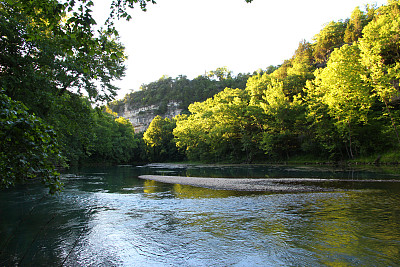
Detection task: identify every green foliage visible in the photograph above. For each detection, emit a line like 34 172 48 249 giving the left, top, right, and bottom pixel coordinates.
0 91 63 193
359 0 400 145
174 88 264 162
207 66 233 81
312 21 347 65
0 0 128 107
344 6 376 43
305 44 375 158
43 93 140 165
143 116 183 162
246 73 273 105
47 94 96 165
92 109 139 163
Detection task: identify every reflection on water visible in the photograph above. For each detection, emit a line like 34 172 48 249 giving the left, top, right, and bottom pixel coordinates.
0 164 400 266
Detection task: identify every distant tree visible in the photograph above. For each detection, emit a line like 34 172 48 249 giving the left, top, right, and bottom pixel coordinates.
246 72 273 105
312 21 347 64
265 65 279 74
143 116 182 162
284 40 316 97
207 67 233 81
344 7 365 43
90 109 138 163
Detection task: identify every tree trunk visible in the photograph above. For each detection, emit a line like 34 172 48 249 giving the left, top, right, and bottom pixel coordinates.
348 120 354 159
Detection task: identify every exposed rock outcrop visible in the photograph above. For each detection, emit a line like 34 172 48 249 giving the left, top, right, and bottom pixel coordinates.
117 101 182 133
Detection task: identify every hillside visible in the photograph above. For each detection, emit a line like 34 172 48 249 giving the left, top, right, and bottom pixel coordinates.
108 68 254 132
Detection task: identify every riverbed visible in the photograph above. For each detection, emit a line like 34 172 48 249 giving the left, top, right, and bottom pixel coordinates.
1 164 399 266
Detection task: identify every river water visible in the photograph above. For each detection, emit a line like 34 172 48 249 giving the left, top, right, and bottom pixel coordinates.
0 164 400 266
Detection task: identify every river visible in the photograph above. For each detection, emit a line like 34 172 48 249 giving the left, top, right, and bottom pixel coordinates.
0 164 399 266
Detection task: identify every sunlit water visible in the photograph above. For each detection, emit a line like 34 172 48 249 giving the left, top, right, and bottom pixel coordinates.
1 164 400 266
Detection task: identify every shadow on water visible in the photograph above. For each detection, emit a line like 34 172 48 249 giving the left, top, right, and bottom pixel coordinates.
0 164 399 266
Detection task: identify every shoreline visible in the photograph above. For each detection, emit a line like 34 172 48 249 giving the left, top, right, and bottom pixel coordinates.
138 175 333 192
138 175 400 192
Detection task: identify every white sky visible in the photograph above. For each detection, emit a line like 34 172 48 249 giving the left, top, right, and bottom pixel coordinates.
93 0 388 99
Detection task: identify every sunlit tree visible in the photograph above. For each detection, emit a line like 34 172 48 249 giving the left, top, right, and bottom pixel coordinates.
144 116 181 162
359 0 400 145
312 21 347 64
306 44 374 158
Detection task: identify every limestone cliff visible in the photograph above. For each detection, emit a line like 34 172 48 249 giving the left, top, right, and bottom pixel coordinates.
116 101 182 133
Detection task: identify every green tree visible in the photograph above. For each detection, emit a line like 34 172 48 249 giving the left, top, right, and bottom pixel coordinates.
143 116 182 162
0 0 128 109
312 20 347 65
47 94 96 165
246 73 273 105
344 7 364 43
259 79 305 159
306 44 374 158
344 5 376 43
285 40 315 97
89 109 139 164
174 88 264 162
174 112 211 161
359 0 400 146
0 92 63 193
207 67 233 81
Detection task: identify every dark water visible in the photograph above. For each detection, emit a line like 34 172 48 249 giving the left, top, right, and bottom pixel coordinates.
1 164 400 266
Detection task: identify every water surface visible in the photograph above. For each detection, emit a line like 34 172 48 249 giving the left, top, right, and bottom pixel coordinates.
0 164 399 266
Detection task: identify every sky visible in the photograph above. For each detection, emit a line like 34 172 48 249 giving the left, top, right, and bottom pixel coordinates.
93 0 388 99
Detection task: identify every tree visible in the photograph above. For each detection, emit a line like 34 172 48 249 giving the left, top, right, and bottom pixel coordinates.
287 40 315 78
259 79 305 159
0 91 63 193
284 40 316 97
306 44 374 158
143 116 182 162
112 116 139 162
359 0 400 146
174 112 211 161
207 67 233 81
174 88 264 163
312 21 347 65
0 0 131 108
47 94 97 165
88 108 139 164
344 6 366 43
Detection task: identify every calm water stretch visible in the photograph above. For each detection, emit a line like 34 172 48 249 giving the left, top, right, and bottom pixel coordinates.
1 164 400 266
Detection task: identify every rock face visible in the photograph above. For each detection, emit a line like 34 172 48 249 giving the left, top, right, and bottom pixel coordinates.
117 101 182 133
